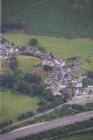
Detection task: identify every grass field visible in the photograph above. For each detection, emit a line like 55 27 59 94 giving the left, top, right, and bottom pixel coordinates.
0 91 39 123
17 55 42 74
3 31 93 73
63 134 93 140
2 0 93 37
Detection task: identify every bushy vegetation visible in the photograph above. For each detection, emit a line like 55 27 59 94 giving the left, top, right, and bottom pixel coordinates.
29 103 93 124
17 111 34 121
2 21 26 33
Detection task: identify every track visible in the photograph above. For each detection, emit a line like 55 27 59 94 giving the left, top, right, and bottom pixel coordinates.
1 111 93 140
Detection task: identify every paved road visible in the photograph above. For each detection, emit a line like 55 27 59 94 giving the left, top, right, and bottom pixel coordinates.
1 111 93 140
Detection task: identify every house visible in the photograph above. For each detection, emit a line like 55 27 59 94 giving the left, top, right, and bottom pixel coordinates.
76 83 83 88
75 89 82 96
0 39 20 59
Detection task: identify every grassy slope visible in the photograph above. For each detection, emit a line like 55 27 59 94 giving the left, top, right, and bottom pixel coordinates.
63 134 93 140
17 55 42 74
3 32 93 72
2 0 93 37
0 91 39 123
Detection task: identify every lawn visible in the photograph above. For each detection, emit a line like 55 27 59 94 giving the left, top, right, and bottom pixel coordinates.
63 134 93 140
3 32 93 73
0 91 39 123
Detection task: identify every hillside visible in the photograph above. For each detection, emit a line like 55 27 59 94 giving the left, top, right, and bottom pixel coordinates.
2 0 93 37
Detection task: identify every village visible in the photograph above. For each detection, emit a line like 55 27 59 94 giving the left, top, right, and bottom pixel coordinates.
0 38 93 100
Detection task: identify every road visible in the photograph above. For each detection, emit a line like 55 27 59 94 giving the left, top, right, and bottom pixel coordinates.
0 102 68 131
0 111 93 140
2 95 92 132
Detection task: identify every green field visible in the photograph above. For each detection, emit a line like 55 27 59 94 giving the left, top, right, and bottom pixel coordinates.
17 55 42 74
3 32 93 73
0 91 39 123
2 0 93 37
63 134 93 140
46 133 93 140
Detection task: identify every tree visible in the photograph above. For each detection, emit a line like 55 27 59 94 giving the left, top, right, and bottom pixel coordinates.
38 47 45 52
8 56 18 72
31 83 45 96
29 38 38 46
0 74 15 89
23 73 41 83
17 111 34 120
43 65 53 71
14 80 31 94
87 71 93 79
50 52 54 58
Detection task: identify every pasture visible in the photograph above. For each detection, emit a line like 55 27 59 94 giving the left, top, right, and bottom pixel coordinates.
17 55 42 74
0 91 39 123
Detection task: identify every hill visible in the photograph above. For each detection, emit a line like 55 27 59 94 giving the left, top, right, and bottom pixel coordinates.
2 0 93 37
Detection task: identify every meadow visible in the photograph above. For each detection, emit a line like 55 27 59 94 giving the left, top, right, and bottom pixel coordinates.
0 91 39 123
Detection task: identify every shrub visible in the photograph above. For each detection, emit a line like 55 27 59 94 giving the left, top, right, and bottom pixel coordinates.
17 111 34 121
29 38 38 46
